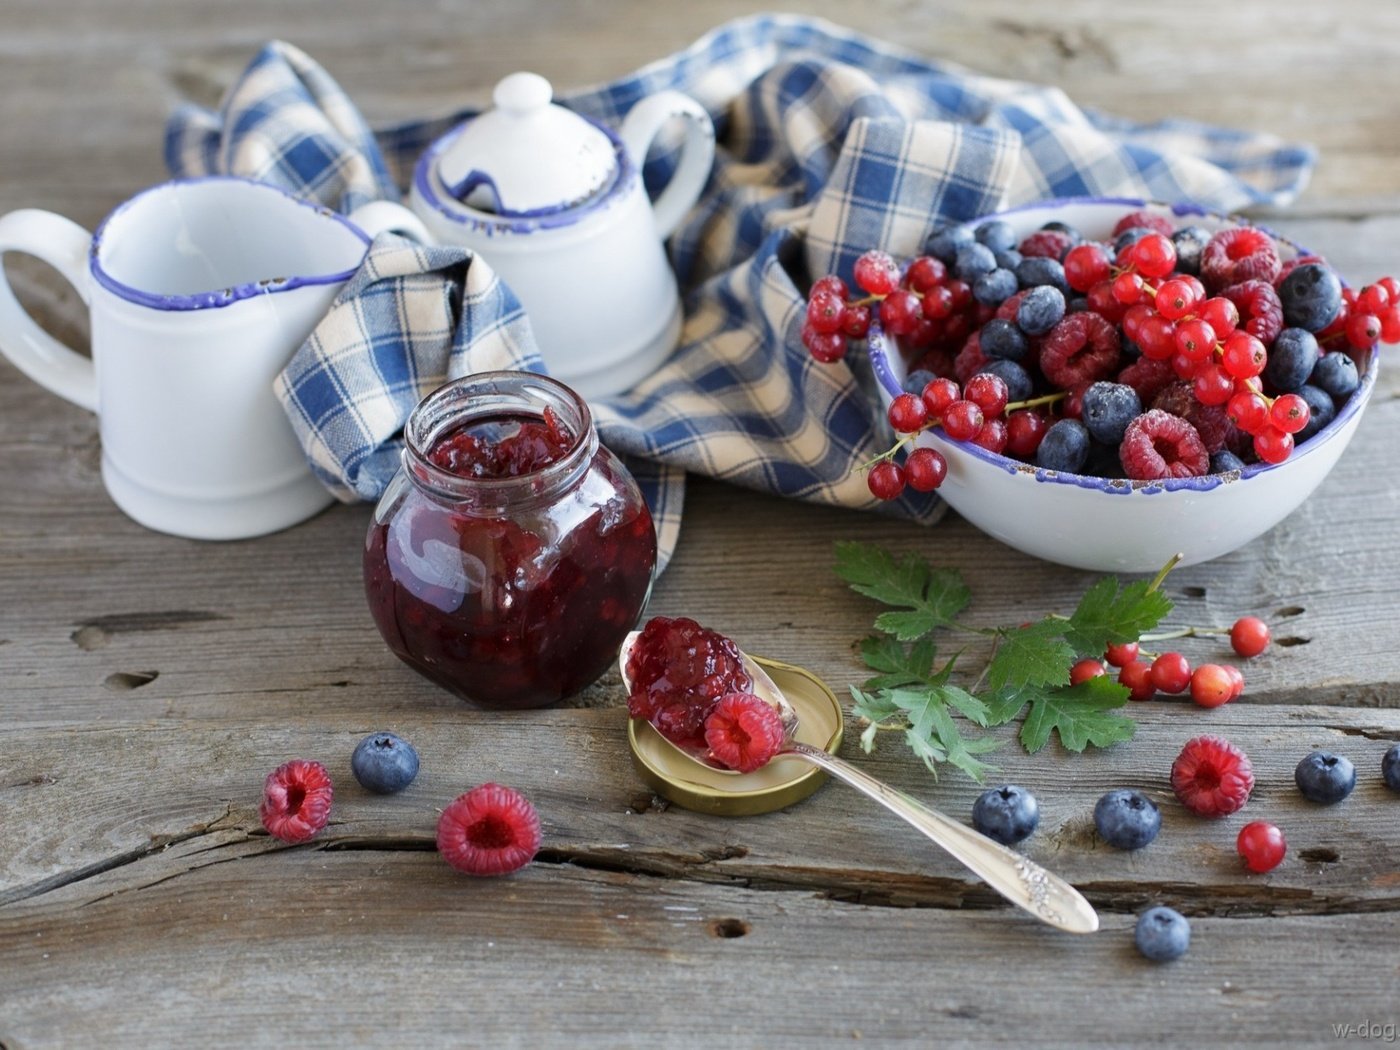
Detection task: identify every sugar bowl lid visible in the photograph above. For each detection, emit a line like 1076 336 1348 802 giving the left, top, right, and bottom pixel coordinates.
434 72 618 217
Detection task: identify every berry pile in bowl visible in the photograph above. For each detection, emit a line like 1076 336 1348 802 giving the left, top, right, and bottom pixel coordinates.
803 198 1390 572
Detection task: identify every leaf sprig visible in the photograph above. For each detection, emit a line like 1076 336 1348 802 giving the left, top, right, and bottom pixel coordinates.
835 541 1174 781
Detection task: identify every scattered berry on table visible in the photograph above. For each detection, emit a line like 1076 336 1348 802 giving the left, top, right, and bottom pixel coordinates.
1171 735 1255 817
703 692 786 773
1070 657 1107 685
1118 660 1156 702
971 784 1041 845
260 759 334 843
1135 906 1191 962
1094 789 1162 850
1189 664 1235 708
351 732 420 794
1295 750 1357 804
1149 652 1192 694
1237 821 1287 873
1383 743 1400 792
1229 616 1271 658
1222 664 1246 701
436 782 541 876
1104 641 1140 668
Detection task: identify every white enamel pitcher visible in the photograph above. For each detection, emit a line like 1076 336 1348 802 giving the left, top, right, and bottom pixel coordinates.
409 72 716 398
0 176 428 540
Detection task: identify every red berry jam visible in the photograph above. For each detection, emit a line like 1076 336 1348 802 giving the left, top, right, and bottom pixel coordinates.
364 372 656 709
625 616 753 750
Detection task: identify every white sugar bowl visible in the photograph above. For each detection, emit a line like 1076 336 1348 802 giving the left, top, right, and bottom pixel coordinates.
410 72 715 398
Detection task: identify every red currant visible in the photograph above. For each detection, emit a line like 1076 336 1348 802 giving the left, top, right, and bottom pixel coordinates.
853 250 900 296
941 400 984 441
1223 663 1245 700
867 460 906 501
970 418 1008 454
1138 313 1179 361
1130 233 1177 279
1174 318 1217 362
1004 410 1048 457
1064 243 1111 292
904 447 948 491
905 256 947 293
946 280 972 311
1104 641 1139 668
1190 664 1234 708
1112 271 1146 305
841 304 871 339
1270 393 1310 435
1198 296 1240 340
964 372 1010 417
921 285 955 320
1227 391 1270 435
1254 426 1294 465
1220 331 1267 379
1070 658 1107 685
1346 311 1382 350
921 377 961 418
803 324 846 363
1154 278 1198 321
888 392 928 434
1149 652 1192 694
1358 283 1391 315
1193 362 1236 407
1382 304 1400 344
1237 821 1286 873
806 290 847 334
1119 659 1156 702
879 290 923 336
812 275 849 300
1230 616 1271 658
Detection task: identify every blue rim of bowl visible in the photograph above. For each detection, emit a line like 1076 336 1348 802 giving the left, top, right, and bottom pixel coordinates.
88 175 371 312
868 195 1379 495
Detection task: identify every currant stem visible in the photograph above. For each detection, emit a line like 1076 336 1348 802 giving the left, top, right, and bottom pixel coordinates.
1139 625 1230 642
1004 391 1067 413
1146 552 1183 593
858 433 916 471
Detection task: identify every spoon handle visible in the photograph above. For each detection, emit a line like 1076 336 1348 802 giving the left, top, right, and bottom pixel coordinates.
784 742 1099 934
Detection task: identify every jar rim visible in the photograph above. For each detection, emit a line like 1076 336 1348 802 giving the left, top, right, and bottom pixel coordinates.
403 370 597 502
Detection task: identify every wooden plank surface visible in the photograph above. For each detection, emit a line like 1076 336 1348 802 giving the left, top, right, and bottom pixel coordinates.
2 1 1400 1047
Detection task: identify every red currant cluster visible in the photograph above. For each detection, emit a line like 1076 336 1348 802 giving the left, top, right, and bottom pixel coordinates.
1072 614 1270 707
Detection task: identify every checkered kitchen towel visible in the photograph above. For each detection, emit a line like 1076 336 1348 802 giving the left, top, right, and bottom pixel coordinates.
166 13 1314 570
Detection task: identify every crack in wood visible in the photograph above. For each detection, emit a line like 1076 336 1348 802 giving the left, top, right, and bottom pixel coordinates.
71 611 229 651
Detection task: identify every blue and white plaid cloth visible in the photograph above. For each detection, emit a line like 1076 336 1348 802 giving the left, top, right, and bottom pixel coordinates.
166 14 1314 570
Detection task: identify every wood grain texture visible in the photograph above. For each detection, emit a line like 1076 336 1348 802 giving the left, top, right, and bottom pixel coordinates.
2 1 1400 1047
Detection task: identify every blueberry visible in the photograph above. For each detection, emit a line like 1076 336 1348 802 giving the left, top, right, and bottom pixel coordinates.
1067 296 1092 314
1040 220 1082 245
1295 384 1336 442
1277 263 1344 332
1210 450 1247 474
1016 285 1067 336
973 267 1019 306
994 248 1023 272
954 242 998 283
1310 352 1360 400
1083 440 1124 479
1015 256 1070 295
1035 418 1090 473
977 358 1033 403
980 318 1029 361
902 368 938 396
351 732 420 794
972 784 1040 845
1135 906 1191 962
975 219 1017 253
1121 337 1143 360
1170 225 1211 276
1114 226 1153 253
1384 743 1400 792
1295 750 1356 804
1265 328 1321 392
1081 382 1142 446
1094 789 1161 850
926 225 974 265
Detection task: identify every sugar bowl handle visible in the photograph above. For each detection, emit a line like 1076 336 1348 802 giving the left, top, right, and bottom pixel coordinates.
620 91 716 240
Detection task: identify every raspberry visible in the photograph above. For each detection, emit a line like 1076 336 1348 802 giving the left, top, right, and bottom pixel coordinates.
625 617 753 750
260 760 334 844
1119 410 1209 480
436 783 541 876
1040 312 1122 389
1018 229 1075 260
1118 356 1177 406
953 333 990 386
704 693 786 773
1171 735 1255 817
1112 211 1175 238
1200 227 1281 291
1221 280 1284 346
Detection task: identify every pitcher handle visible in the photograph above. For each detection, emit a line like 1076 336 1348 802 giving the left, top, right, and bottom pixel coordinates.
0 209 96 411
619 91 716 240
346 201 435 246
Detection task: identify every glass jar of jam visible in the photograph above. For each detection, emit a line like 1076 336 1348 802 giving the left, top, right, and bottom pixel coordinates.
363 371 657 708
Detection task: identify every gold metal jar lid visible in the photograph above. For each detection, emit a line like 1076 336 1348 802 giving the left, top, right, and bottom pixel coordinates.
627 655 845 816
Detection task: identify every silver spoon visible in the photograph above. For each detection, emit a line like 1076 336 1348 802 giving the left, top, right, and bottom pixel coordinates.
619 631 1099 935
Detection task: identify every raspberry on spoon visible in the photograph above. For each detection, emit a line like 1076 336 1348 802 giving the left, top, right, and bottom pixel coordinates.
704 692 786 773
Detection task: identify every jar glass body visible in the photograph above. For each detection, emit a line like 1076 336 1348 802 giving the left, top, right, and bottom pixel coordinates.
363 372 656 708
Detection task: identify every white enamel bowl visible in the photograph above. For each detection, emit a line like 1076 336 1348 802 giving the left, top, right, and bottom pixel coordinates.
870 197 1378 573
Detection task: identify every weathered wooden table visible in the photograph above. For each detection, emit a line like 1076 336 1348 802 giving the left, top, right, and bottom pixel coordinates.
3 3 1399 1046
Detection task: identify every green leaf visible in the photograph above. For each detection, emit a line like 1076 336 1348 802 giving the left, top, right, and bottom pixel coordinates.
986 620 1075 692
1014 676 1137 754
858 635 936 689
983 685 1030 727
834 541 970 638
849 686 902 725
1064 577 1173 655
940 684 991 727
